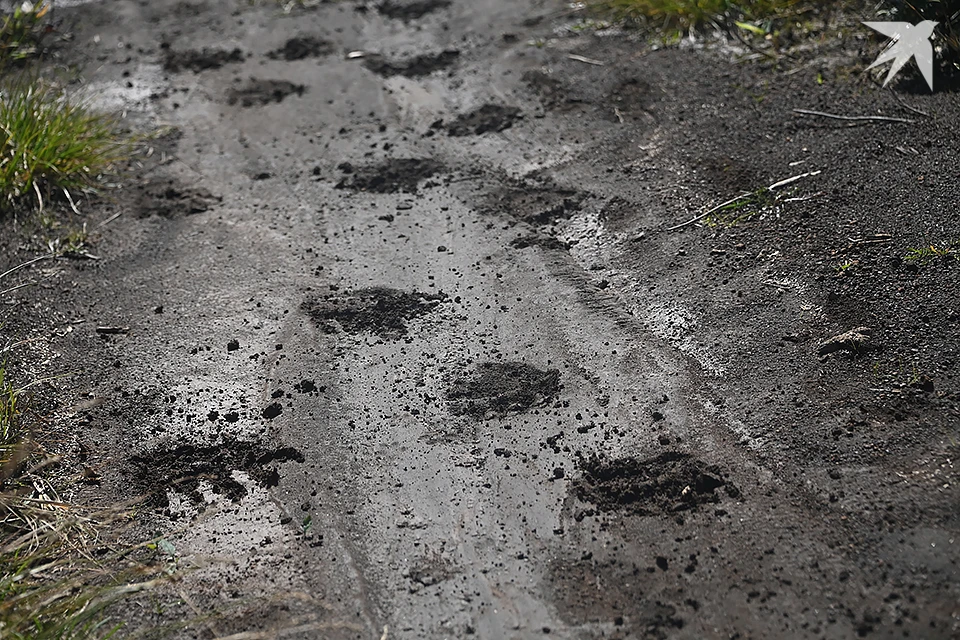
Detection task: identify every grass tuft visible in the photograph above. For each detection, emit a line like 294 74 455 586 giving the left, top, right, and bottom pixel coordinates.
0 0 53 66
0 78 126 215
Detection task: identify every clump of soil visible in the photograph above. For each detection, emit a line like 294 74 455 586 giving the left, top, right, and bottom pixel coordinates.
487 178 585 226
363 50 460 78
447 104 522 136
522 70 584 112
335 158 444 193
510 234 568 250
302 287 447 338
132 177 221 218
378 0 450 20
446 362 561 417
227 79 306 107
267 36 334 61
128 438 305 507
572 452 737 516
162 47 244 72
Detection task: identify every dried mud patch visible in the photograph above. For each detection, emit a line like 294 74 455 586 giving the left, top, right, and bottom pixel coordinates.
572 452 737 517
162 47 244 73
335 158 444 193
131 177 221 218
486 178 585 226
446 362 560 417
302 287 447 338
227 79 306 107
549 558 685 635
378 0 451 20
522 70 584 112
447 104 521 136
267 36 334 61
128 438 305 508
363 50 459 78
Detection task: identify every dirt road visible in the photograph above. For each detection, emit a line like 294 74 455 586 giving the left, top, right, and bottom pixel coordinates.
6 0 960 637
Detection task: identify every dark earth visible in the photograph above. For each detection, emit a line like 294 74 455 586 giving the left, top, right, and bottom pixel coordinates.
1 0 959 638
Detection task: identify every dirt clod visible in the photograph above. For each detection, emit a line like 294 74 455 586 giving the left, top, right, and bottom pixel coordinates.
446 362 561 417
334 159 444 193
447 104 521 136
572 452 734 516
818 326 872 357
129 438 305 507
267 36 334 61
302 287 447 338
363 50 459 78
163 47 244 72
133 178 221 218
227 79 306 107
378 0 450 20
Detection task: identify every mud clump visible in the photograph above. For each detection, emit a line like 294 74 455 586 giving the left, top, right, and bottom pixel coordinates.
522 70 583 112
363 50 459 78
335 158 443 193
302 287 447 338
162 47 244 72
447 362 561 417
267 36 334 61
133 178 221 218
129 438 305 508
227 79 306 107
447 104 522 136
510 234 568 250
378 0 450 20
487 179 585 226
572 452 736 517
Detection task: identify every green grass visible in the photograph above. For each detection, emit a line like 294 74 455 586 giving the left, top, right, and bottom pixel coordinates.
586 0 817 34
704 187 775 226
0 78 126 214
904 241 960 264
0 0 53 67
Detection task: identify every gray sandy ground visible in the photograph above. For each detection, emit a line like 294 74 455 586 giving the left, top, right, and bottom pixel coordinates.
2 0 959 638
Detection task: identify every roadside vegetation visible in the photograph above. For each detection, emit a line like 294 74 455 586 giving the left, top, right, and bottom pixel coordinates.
1 3 151 638
1 79 126 215
587 0 960 69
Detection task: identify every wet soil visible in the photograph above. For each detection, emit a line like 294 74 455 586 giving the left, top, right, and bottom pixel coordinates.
3 0 959 638
446 362 561 417
302 287 448 338
446 104 522 136
162 46 244 72
129 438 305 507
129 177 221 218
363 49 460 77
334 158 445 193
266 35 334 61
377 0 451 21
571 451 735 517
226 78 306 106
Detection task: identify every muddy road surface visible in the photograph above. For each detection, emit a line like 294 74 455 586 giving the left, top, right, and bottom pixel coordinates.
6 0 960 638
